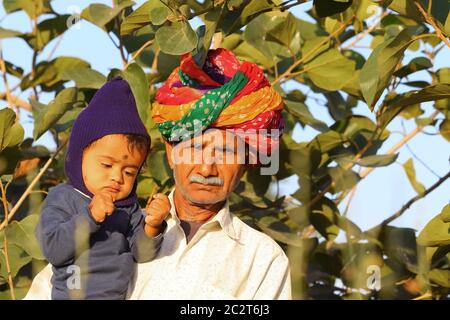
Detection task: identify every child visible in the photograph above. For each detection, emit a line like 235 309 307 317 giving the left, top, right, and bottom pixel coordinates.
36 77 170 300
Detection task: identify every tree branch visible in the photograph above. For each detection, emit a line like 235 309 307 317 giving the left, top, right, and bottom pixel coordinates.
124 39 154 69
334 110 440 205
0 47 16 113
272 15 355 85
0 138 68 231
343 11 388 50
414 0 450 49
0 92 32 111
380 170 450 226
0 180 15 299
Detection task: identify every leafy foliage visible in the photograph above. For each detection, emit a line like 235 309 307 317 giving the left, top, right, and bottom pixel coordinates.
0 0 449 300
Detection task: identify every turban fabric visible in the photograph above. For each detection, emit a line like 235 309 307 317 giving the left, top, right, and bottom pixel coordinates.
152 48 284 155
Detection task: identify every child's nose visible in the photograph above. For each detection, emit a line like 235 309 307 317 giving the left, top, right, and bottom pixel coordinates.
111 170 124 184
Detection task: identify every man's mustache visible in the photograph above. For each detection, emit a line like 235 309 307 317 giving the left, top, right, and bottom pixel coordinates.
189 174 224 186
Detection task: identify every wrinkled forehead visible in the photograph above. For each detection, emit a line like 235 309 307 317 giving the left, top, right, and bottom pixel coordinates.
174 129 243 150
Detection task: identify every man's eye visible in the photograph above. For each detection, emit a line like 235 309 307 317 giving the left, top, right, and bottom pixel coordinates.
101 163 112 168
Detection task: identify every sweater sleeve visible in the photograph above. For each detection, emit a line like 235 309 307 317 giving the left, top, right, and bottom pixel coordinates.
127 207 166 263
36 202 100 268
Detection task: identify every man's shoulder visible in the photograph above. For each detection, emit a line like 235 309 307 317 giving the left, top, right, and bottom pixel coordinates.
230 214 287 258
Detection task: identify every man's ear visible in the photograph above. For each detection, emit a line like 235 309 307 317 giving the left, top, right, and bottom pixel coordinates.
164 141 174 169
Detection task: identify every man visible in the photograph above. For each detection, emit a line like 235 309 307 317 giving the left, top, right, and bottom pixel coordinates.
25 48 291 299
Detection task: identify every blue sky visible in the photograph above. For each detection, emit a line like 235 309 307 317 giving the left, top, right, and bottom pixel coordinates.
0 0 448 237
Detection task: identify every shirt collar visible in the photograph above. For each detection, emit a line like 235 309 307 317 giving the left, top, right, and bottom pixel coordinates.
168 189 239 241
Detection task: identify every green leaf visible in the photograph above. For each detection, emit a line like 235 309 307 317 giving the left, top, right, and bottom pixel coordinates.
357 154 398 167
155 51 182 80
120 1 154 36
360 26 424 109
81 1 134 31
328 166 360 193
221 0 275 35
402 158 426 195
3 60 24 78
257 216 317 247
301 37 332 64
0 27 21 39
122 63 150 127
393 57 433 78
305 49 356 91
313 0 353 18
399 103 423 120
0 146 22 175
227 0 247 11
420 0 450 37
324 91 352 122
21 15 70 51
150 6 170 26
285 101 329 132
193 5 225 67
298 19 328 41
233 40 275 69
310 130 346 153
386 83 450 108
155 21 198 55
378 226 418 272
4 215 45 260
428 269 450 287
310 198 340 241
266 12 301 54
33 87 78 140
59 67 106 89
0 244 32 280
3 0 53 19
287 205 310 228
0 108 24 151
388 0 424 22
148 150 171 184
445 10 450 36
21 56 91 91
289 145 322 176
441 205 450 223
136 177 158 200
418 205 450 247
439 119 450 142
336 215 363 239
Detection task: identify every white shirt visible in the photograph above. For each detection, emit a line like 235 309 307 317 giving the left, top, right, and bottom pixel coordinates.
24 190 292 300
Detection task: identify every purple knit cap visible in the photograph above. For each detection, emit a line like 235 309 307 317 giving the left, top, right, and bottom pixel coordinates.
65 77 150 207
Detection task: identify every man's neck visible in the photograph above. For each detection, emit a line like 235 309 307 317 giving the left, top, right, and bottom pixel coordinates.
173 189 225 222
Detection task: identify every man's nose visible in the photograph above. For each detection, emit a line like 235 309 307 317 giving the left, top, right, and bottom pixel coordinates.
198 162 218 177
199 146 218 177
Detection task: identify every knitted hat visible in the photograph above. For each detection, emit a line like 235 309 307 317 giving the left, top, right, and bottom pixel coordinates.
65 77 150 207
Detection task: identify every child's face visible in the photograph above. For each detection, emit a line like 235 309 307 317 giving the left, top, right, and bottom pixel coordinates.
82 134 146 201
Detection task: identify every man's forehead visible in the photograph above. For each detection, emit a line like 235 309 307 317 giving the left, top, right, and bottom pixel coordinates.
177 129 242 147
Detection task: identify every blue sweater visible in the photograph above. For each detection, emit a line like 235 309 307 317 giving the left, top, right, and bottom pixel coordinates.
36 184 163 300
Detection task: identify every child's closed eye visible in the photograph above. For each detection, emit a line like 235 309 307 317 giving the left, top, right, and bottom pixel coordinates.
101 163 112 168
125 171 136 177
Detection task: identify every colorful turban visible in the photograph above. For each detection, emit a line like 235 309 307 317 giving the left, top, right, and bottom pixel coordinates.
151 48 284 155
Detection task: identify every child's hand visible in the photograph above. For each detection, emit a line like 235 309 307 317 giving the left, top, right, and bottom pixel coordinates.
89 192 115 223
144 193 170 237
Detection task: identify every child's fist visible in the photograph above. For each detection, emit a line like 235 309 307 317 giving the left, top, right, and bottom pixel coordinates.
89 192 115 223
144 193 170 237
